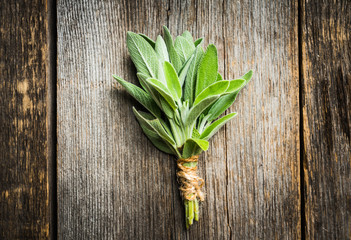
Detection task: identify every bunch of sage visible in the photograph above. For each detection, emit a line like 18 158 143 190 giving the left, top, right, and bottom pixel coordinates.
113 26 252 228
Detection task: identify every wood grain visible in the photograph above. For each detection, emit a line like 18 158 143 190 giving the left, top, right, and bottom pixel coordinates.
0 0 50 239
224 0 301 239
57 0 300 239
301 0 351 239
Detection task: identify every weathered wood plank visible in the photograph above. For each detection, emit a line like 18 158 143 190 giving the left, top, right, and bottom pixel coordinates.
57 0 300 239
301 0 351 239
0 1 50 239
57 1 172 239
224 1 301 239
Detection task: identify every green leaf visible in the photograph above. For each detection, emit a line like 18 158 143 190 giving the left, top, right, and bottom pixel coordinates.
240 69 253 83
207 92 238 121
138 33 156 48
163 61 181 100
226 79 246 93
182 138 209 158
174 36 195 63
193 80 229 106
146 78 177 110
181 30 193 43
136 72 161 105
163 26 182 72
194 38 203 47
217 73 223 81
200 113 237 140
178 55 194 87
133 107 175 145
195 44 218 97
183 46 204 105
155 36 169 62
160 98 174 118
127 31 160 78
192 128 200 138
139 121 176 155
185 96 219 126
113 75 161 118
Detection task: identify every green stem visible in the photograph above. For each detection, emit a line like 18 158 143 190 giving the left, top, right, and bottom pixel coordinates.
185 200 189 229
194 198 199 221
188 200 194 225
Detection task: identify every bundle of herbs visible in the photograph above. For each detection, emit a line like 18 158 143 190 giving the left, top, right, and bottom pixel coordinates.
113 26 252 228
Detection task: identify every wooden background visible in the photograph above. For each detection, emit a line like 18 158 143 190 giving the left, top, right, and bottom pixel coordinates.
0 0 350 239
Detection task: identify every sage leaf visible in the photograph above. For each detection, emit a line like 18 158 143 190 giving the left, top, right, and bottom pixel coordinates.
138 33 156 48
155 35 169 62
160 98 174 118
194 38 203 47
195 44 218 97
240 69 253 83
139 120 176 154
163 61 181 100
217 73 223 81
207 92 238 121
127 31 160 78
146 78 177 110
136 72 162 106
163 26 182 72
226 79 246 93
133 107 175 145
185 95 219 126
193 80 230 106
182 138 209 158
183 46 204 105
174 36 195 63
181 30 194 43
113 75 161 118
178 55 194 87
200 113 237 140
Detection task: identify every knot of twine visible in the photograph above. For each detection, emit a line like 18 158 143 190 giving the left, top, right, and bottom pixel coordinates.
176 156 205 201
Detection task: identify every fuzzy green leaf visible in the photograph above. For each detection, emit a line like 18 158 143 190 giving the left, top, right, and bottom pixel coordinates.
193 80 229 106
181 31 193 43
226 79 246 93
127 32 160 78
183 46 204 105
182 138 209 158
217 73 223 81
140 121 176 154
163 61 181 100
194 38 203 47
174 36 195 63
146 78 177 110
200 113 237 140
133 107 175 146
178 55 194 87
155 36 169 62
207 92 238 121
195 44 218 97
185 95 219 126
240 69 253 83
163 26 182 72
113 75 161 117
138 33 156 48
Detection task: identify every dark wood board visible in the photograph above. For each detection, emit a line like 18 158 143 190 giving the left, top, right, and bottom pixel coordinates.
301 0 351 239
57 0 301 239
0 0 51 239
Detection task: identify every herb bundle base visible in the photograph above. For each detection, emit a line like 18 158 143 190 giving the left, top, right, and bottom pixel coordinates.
113 26 252 228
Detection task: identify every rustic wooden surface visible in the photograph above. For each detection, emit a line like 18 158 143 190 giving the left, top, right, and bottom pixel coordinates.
0 0 51 239
301 0 351 239
57 0 301 239
1 0 350 239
